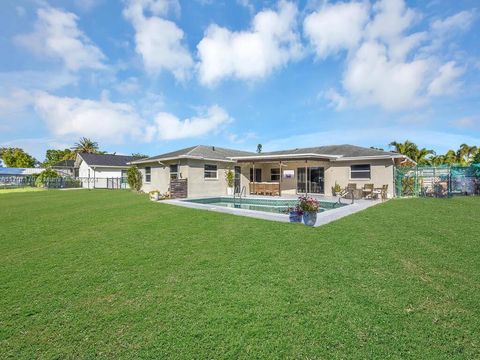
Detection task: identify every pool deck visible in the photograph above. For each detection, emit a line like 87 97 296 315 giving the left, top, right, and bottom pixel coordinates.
161 195 383 227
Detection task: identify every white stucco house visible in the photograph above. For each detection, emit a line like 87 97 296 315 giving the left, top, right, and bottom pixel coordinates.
129 144 410 198
75 153 144 189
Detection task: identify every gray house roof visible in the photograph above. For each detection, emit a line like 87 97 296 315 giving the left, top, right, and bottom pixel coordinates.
130 145 255 164
52 160 75 168
230 144 408 162
79 153 145 167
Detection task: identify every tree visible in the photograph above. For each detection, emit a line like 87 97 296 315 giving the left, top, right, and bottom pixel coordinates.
0 147 36 168
256 144 262 153
126 166 142 191
472 151 480 164
456 144 478 165
35 169 59 187
132 153 149 158
72 137 100 154
389 140 434 165
43 149 73 167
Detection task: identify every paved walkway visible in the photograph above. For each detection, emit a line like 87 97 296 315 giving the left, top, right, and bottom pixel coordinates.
162 195 383 227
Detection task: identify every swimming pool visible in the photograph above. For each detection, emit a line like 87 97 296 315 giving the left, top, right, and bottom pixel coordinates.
182 197 346 214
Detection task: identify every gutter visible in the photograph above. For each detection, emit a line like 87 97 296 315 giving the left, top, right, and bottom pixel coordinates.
129 155 236 165
229 153 342 161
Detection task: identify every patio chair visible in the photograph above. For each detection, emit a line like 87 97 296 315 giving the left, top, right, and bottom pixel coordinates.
362 184 374 199
256 183 265 195
373 184 388 201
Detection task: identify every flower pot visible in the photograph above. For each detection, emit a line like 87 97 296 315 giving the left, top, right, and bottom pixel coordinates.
303 211 317 226
288 211 303 223
226 187 234 196
150 193 159 201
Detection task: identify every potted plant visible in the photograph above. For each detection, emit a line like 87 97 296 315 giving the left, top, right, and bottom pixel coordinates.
298 196 320 226
149 190 160 201
285 205 303 223
225 168 235 195
332 182 342 196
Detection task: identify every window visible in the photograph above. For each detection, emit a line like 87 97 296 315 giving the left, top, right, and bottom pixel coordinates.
204 164 217 179
145 167 151 183
270 168 280 181
170 164 178 180
350 164 371 179
250 168 262 182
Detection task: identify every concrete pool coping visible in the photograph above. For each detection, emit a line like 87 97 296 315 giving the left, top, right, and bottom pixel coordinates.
161 195 383 227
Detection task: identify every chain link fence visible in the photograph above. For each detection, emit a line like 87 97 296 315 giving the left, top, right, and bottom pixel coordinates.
0 176 128 190
394 165 480 197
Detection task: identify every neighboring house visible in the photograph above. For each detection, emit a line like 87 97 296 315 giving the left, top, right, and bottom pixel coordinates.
129 144 410 198
51 159 75 177
75 153 144 189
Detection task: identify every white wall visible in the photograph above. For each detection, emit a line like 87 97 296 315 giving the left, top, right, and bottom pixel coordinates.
77 160 125 188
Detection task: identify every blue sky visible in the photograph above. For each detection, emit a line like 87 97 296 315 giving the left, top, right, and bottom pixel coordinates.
0 0 479 160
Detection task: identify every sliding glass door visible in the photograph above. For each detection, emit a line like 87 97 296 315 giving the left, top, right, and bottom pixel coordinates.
297 167 324 194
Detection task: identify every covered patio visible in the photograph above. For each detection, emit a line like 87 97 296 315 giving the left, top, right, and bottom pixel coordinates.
232 153 340 197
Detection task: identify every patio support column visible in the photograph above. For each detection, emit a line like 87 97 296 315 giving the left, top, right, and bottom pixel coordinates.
305 160 308 196
93 167 96 189
252 162 255 194
279 161 282 197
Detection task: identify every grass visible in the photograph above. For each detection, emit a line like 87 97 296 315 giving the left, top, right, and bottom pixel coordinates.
0 187 45 194
1 190 479 359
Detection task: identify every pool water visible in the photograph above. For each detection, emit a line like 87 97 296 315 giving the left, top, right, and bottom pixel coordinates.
183 197 345 214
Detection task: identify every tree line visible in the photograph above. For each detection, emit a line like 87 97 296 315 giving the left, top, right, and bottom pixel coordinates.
388 140 479 166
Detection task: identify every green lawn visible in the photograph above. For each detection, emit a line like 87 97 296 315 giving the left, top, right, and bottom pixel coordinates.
0 187 45 194
1 190 479 359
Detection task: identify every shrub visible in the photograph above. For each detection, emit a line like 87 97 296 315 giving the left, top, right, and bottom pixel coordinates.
127 166 142 192
225 168 234 188
35 169 59 188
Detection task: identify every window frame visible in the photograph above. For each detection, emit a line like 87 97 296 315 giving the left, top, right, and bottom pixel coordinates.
350 164 371 180
145 166 151 183
270 168 280 181
204 164 218 179
169 164 179 180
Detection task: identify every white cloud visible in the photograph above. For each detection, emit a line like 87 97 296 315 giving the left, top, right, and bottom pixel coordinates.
431 10 476 34
304 1 369 59
323 88 347 110
151 105 232 140
15 7 105 71
308 0 472 111
343 41 429 110
123 0 193 80
197 1 302 86
33 92 145 142
427 61 464 96
0 89 33 116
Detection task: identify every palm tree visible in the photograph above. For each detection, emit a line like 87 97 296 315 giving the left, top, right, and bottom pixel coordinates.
72 137 99 154
456 144 478 165
389 140 434 165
